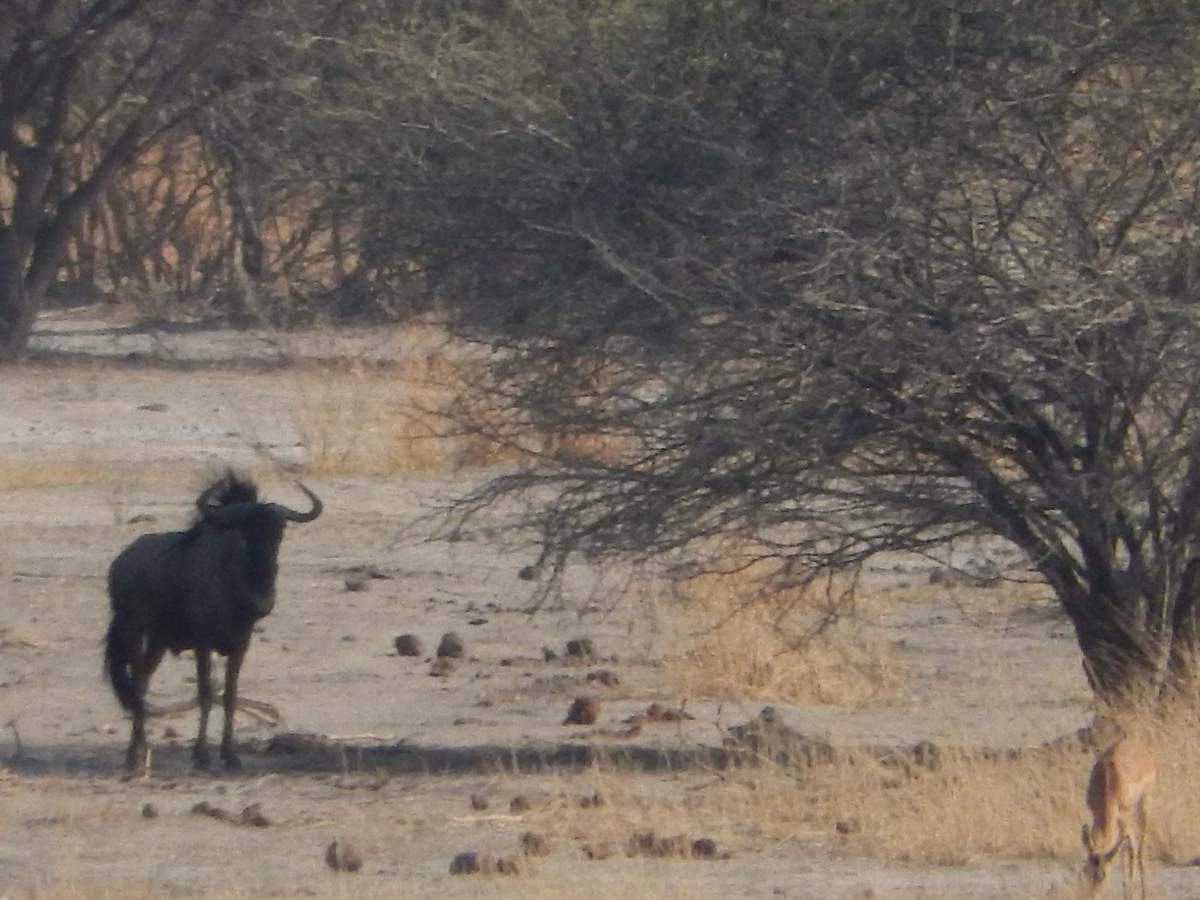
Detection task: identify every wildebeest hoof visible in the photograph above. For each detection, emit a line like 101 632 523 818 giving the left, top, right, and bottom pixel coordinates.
193 745 212 769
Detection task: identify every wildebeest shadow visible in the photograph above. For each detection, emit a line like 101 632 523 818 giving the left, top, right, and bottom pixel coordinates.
3 711 994 781
1 736 738 780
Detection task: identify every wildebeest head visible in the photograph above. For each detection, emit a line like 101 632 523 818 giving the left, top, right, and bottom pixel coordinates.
195 470 323 526
192 471 322 584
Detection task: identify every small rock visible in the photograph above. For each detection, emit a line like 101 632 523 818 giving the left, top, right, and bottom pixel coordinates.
542 647 558 662
141 802 158 819
430 657 457 677
521 831 551 857
495 856 523 875
449 851 494 875
578 791 605 809
510 795 531 814
517 564 541 581
437 632 465 659
470 793 489 811
835 818 862 835
583 842 613 860
585 669 620 688
240 803 271 827
564 697 601 726
691 837 718 859
191 801 230 821
325 839 363 872
343 572 370 592
565 638 596 661
627 830 690 858
393 634 423 657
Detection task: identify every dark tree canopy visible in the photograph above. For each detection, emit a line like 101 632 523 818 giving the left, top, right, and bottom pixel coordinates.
0 0 260 355
332 0 1200 703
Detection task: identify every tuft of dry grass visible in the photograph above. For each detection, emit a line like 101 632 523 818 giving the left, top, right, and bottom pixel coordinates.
661 561 895 706
290 325 629 476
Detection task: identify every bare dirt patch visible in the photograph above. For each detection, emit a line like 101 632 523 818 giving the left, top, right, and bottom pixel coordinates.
1 313 1197 898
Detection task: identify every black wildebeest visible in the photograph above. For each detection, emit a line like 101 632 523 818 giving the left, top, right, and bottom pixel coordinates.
105 470 322 776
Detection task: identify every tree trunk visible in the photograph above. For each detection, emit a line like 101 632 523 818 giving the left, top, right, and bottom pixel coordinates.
0 225 35 359
1067 590 1159 705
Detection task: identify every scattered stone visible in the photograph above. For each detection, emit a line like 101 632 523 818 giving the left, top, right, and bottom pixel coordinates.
126 513 157 524
521 831 551 857
625 702 694 726
141 802 158 819
163 726 182 740
835 818 862 835
582 842 613 860
565 638 596 661
542 647 558 662
343 572 370 592
430 657 457 677
626 830 690 858
468 617 488 626
437 632 465 659
564 697 601 726
325 839 363 873
495 856 524 875
578 791 605 809
393 634 423 657
723 706 837 767
190 801 230 821
517 564 541 581
240 803 271 827
510 795 531 814
586 669 620 688
691 837 719 859
911 739 942 772
470 794 489 811
138 402 169 412
449 851 494 875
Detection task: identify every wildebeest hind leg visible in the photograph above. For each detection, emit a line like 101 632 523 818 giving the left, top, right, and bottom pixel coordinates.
125 640 165 776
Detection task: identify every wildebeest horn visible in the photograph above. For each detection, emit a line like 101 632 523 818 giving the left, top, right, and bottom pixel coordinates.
268 483 322 522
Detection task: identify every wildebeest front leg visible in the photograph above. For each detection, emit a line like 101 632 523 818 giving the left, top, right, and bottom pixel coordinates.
193 648 214 769
220 640 249 771
125 640 165 777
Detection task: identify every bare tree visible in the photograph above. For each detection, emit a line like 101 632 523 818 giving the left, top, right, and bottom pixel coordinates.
344 1 1200 703
0 0 254 356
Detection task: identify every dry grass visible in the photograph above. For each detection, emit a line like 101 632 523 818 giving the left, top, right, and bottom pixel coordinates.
290 325 627 476
661 562 895 706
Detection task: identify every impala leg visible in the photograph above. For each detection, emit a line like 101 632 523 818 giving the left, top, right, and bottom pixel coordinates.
1135 800 1149 900
220 640 248 772
193 648 213 769
125 640 165 777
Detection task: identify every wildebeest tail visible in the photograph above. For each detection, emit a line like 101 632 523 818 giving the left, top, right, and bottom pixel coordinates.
104 616 143 715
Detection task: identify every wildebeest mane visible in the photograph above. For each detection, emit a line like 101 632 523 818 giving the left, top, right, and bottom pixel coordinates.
191 469 259 523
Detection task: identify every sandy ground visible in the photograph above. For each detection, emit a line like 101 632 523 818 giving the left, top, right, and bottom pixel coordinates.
0 312 1191 898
